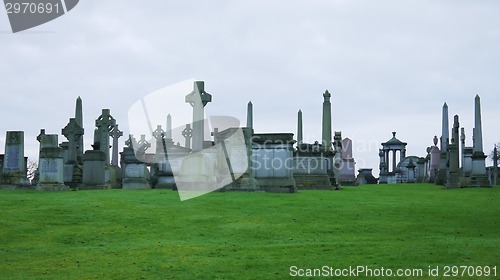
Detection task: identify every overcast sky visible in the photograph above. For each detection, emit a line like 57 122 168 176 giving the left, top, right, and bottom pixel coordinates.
1 1 499 176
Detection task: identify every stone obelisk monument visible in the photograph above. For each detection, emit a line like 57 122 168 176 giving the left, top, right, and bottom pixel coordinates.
297 110 303 145
75 96 84 163
322 90 332 151
247 101 253 129
436 103 449 185
470 95 491 187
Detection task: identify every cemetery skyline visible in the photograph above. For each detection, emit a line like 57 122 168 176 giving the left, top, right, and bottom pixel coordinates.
1 1 499 175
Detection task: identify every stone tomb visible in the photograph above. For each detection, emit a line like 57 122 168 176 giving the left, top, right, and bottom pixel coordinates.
252 133 297 193
121 144 151 190
81 150 109 189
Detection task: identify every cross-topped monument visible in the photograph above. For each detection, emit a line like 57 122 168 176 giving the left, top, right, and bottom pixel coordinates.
182 124 193 150
62 118 84 165
185 81 212 152
152 125 166 160
95 109 116 165
109 124 123 166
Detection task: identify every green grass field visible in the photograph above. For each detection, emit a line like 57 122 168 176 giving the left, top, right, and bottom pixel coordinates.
0 184 498 279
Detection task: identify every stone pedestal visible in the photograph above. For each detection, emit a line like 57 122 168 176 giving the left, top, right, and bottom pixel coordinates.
469 152 492 188
121 147 150 190
36 147 68 191
81 150 109 189
293 143 333 190
175 153 217 198
356 169 378 185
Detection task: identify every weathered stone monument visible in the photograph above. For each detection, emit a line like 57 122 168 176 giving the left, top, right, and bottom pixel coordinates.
427 136 440 182
108 124 123 188
247 101 253 129
379 132 407 184
356 169 378 185
61 118 84 188
322 90 332 150
81 149 108 189
0 131 28 188
339 137 357 185
36 133 67 191
297 110 303 145
436 103 449 185
445 115 460 189
75 96 84 164
182 124 192 150
185 81 212 152
95 109 116 164
469 95 491 187
121 136 151 190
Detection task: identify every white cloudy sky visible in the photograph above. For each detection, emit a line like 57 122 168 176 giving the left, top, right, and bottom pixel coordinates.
1 0 499 176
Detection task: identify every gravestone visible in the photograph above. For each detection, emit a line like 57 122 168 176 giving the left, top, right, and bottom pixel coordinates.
108 124 123 189
95 109 116 165
446 115 461 188
0 131 28 188
339 137 357 185
427 136 440 182
252 133 297 193
356 169 378 185
182 124 193 150
152 125 170 189
121 136 151 190
81 150 108 189
36 132 67 191
62 118 84 188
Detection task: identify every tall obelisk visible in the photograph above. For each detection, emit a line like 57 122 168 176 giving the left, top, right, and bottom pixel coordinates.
322 90 332 150
297 110 303 145
247 101 253 129
75 96 84 163
470 95 491 187
435 102 448 185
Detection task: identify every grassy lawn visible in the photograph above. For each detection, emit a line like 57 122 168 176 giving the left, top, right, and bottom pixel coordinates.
0 184 498 279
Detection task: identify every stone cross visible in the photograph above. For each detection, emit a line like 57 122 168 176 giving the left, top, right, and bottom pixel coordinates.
62 118 84 165
152 125 166 159
95 109 116 165
136 134 151 157
182 124 193 150
109 124 123 166
185 81 212 152
125 134 138 148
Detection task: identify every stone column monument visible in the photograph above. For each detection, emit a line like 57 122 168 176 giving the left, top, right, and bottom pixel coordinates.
446 115 460 189
493 145 498 186
322 90 332 150
436 103 449 185
75 96 84 163
297 110 303 145
470 95 491 187
185 81 212 152
247 101 253 129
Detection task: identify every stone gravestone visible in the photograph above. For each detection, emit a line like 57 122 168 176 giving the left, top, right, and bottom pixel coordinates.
108 124 123 189
0 131 29 188
81 149 108 189
185 81 212 152
121 135 151 190
152 125 170 189
62 118 84 188
338 137 357 186
95 109 116 165
293 141 333 190
446 115 461 189
356 169 378 185
436 103 449 185
36 133 67 191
